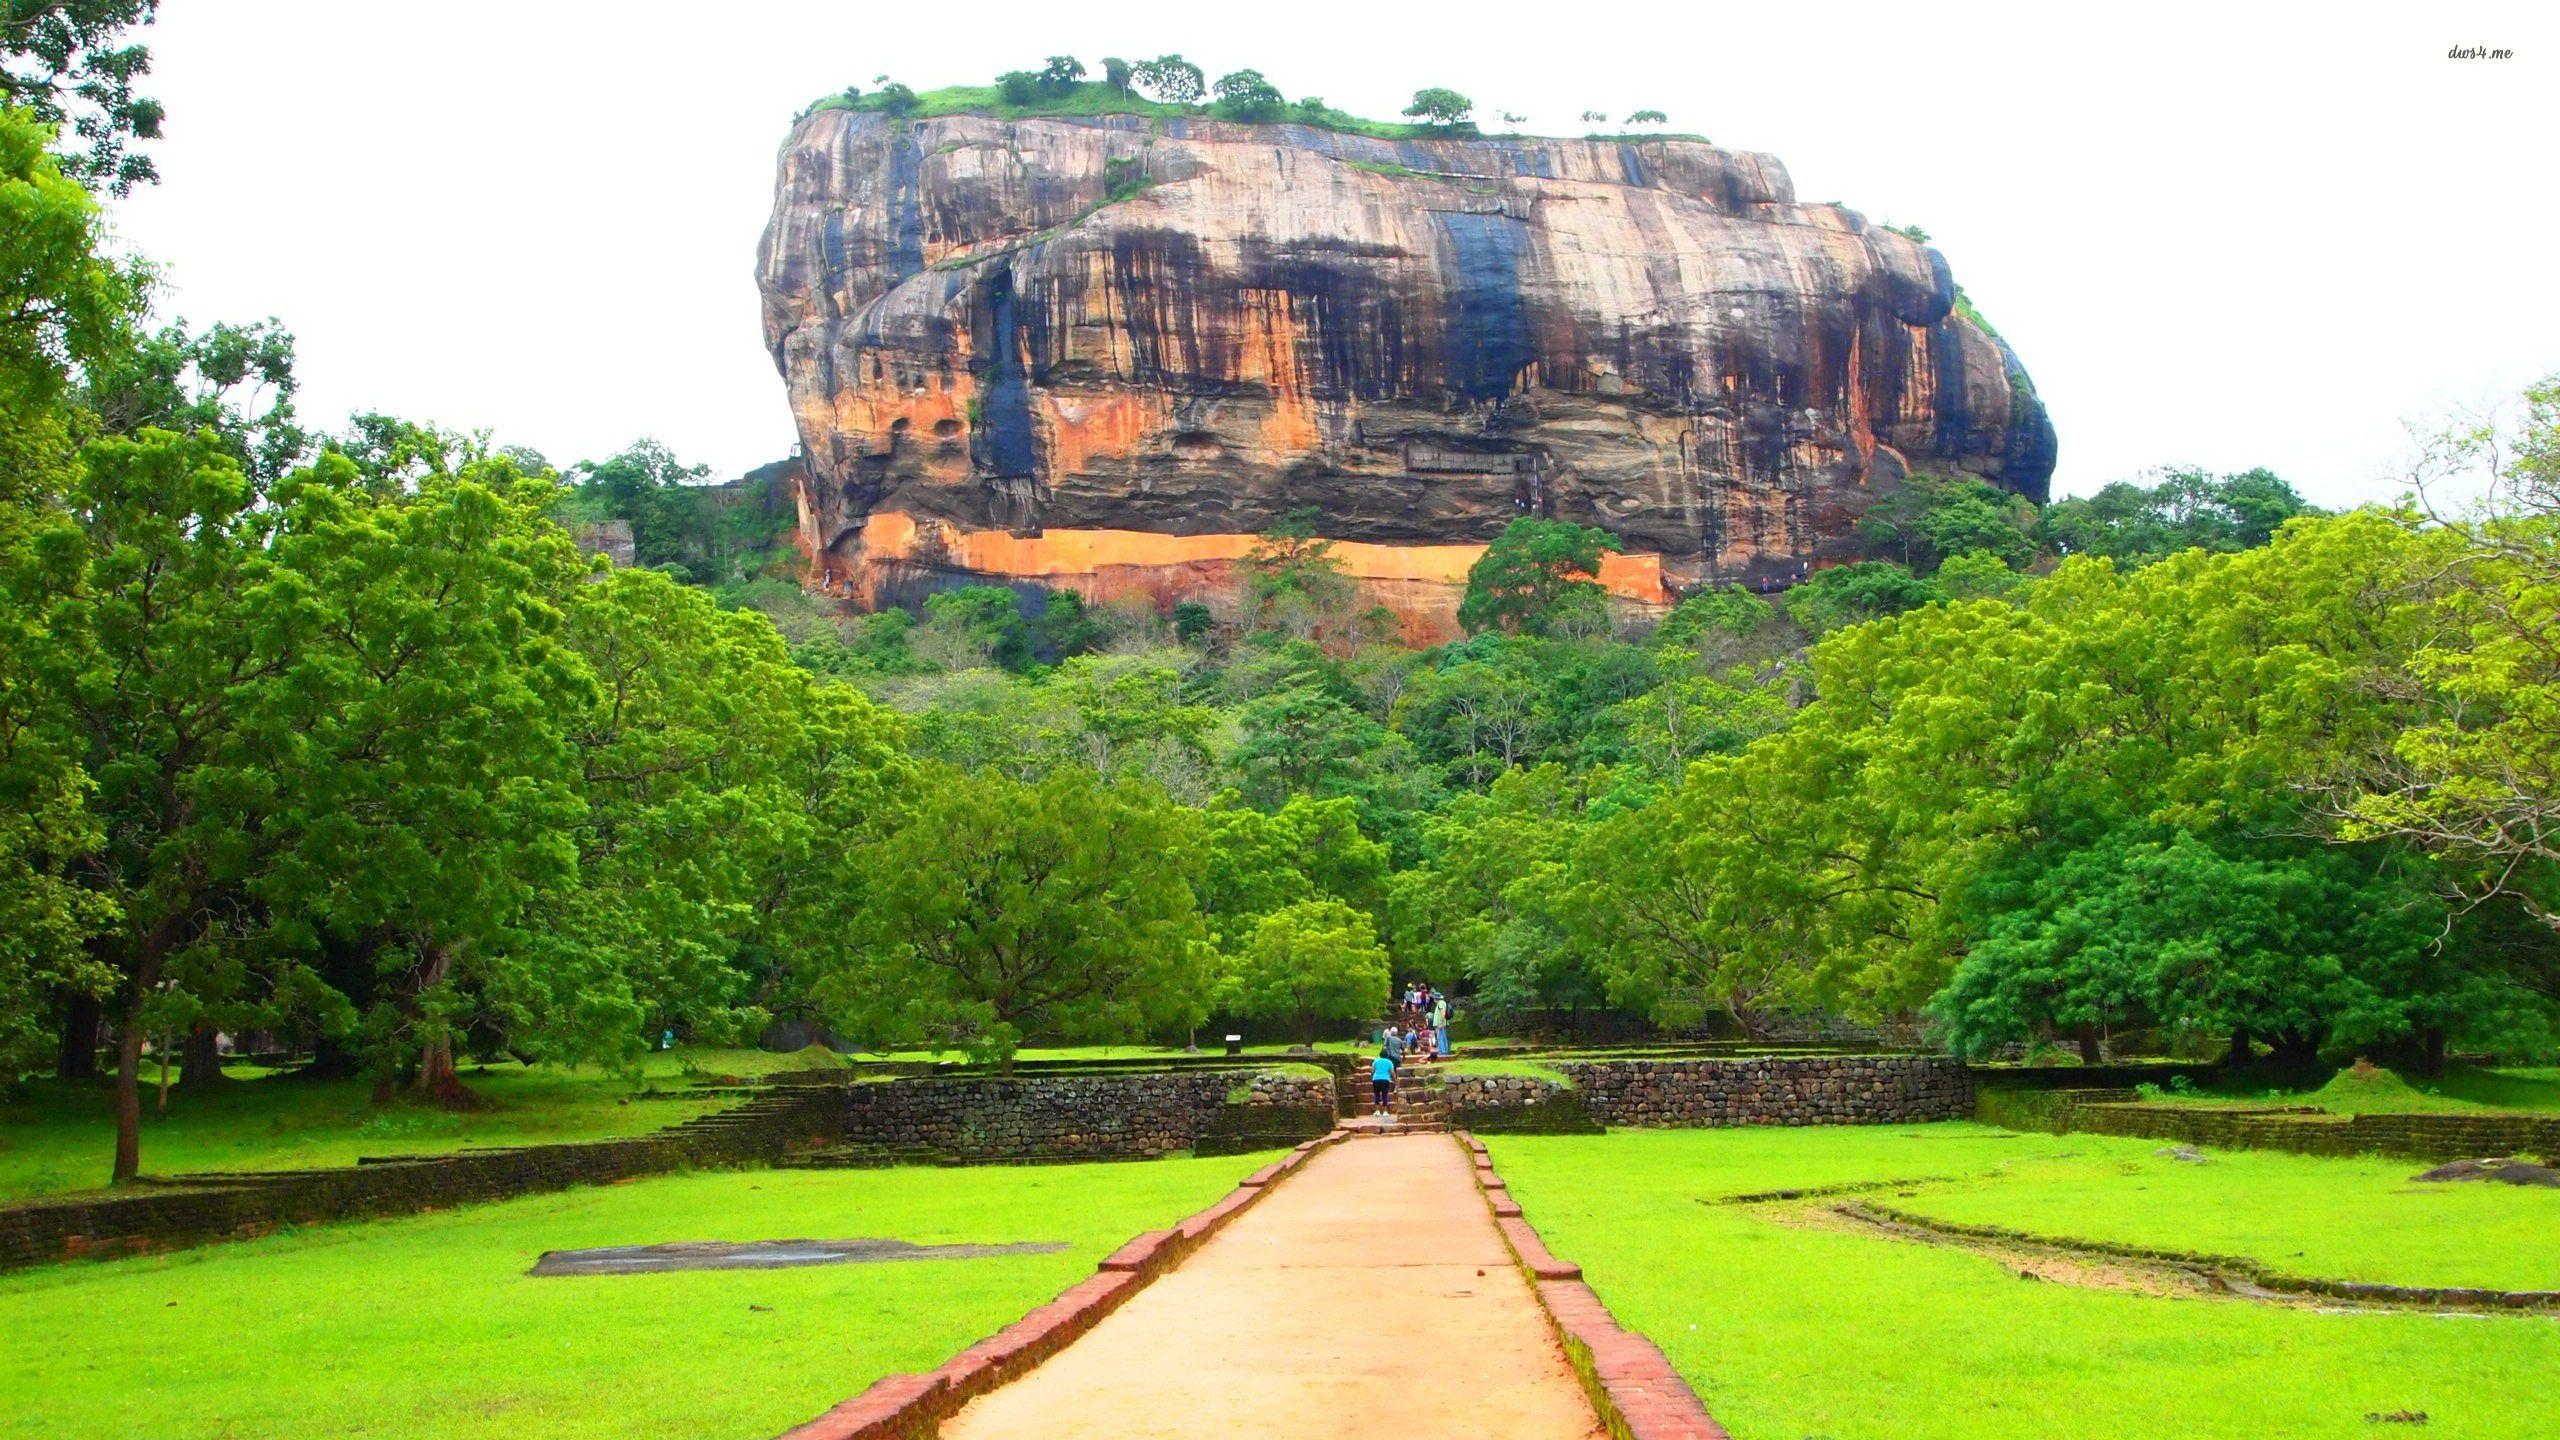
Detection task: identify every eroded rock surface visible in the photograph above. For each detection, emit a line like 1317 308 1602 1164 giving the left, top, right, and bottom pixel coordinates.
757 112 2056 634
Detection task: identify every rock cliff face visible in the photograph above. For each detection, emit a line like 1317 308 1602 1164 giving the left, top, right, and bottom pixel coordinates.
757 111 2055 637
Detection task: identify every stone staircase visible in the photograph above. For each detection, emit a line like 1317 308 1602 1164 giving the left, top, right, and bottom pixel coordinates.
776 1140 952 1170
1357 1068 1452 1131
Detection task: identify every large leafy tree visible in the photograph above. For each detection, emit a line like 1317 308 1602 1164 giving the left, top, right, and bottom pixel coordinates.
0 105 130 1080
1219 898 1389 1044
1563 757 1826 1037
260 452 597 1104
1458 516 1619 636
83 317 306 480
1198 793 1388 952
1857 472 2040 573
2335 379 2560 939
1388 764 1614 1020
2040 466 2314 567
831 767 1213 1066
2 0 161 193
1931 828 2478 1064
547 566 911 1061
50 426 303 1178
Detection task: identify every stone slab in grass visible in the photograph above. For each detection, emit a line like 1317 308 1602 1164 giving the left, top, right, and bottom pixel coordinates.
529 1237 1069 1276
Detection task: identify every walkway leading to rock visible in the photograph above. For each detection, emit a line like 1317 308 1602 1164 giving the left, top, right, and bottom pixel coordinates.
939 1132 1606 1440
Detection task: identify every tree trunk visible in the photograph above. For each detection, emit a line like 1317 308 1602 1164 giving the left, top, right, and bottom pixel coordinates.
403 942 480 1110
300 1031 364 1079
2224 1027 2254 1069
2420 1028 2448 1079
56 991 102 1080
112 930 175 1185
179 1021 228 1090
412 1039 474 1108
2270 1028 2323 1073
112 1012 145 1184
2075 1025 2103 1066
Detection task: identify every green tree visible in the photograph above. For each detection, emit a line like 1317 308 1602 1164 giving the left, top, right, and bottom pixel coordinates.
1403 88 1473 126
1857 471 2037 572
1198 793 1389 951
1210 69 1284 122
2039 466 2313 566
1219 898 1389 1044
1564 757 1824 1037
1037 55 1085 91
547 566 911 1062
1780 560 1943 633
1626 109 1667 126
571 438 710 574
1101 57 1133 93
2334 378 2560 933
1932 828 2469 1065
83 316 305 480
917 584 1032 670
1132 55 1204 106
1242 507 1357 635
1234 679 1390 801
2 0 162 192
1458 516 1620 636
49 425 299 1179
831 767 1212 1067
0 106 131 1081
1387 765 1611 1021
260 451 594 1104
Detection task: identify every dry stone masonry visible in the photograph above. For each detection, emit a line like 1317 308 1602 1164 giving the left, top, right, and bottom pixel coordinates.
1558 1056 1972 1127
834 1071 1335 1160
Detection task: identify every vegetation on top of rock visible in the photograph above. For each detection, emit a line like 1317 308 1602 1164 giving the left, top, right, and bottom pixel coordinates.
802 58 1705 142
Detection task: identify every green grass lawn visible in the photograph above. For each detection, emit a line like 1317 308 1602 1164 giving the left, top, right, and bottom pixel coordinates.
0 1153 1264 1440
1435 1057 1575 1085
0 1049 817 1203
1884 1141 2560 1290
1489 1126 2560 1440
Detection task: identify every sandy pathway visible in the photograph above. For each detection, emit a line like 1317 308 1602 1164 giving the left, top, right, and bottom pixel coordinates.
939 1133 1605 1440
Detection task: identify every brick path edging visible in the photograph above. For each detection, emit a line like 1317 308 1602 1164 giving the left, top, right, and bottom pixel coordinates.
773 1131 1349 1440
1458 1131 1731 1440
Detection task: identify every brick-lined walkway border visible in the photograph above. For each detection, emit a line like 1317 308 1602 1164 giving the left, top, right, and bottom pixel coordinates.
1459 1131 1731 1440
774 1133 1346 1440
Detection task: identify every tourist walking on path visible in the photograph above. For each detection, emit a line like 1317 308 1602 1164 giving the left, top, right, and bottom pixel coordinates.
1371 1049 1396 1112
1432 993 1451 1057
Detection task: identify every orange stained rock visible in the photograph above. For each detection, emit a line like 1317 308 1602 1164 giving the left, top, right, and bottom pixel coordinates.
856 513 1672 606
1241 289 1321 456
1038 390 1174 477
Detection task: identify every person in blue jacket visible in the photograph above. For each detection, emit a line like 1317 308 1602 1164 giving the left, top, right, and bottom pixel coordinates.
1370 1048 1396 1113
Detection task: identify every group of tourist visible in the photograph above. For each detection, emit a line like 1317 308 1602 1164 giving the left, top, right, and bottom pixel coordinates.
1368 982 1452 1111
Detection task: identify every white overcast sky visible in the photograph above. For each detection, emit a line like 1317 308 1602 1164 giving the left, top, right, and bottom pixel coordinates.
111 0 2554 506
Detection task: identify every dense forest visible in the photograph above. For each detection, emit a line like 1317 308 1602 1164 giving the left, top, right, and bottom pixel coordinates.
6 14 2558 1187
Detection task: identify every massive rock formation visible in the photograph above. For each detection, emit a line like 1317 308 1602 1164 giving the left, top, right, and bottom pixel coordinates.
757 111 2055 638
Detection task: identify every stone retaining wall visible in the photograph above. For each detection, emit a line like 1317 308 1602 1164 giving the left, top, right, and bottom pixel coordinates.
836 1072 1335 1160
2055 1099 2560 1165
0 1085 844 1273
1440 1074 1605 1135
1557 1056 1972 1127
